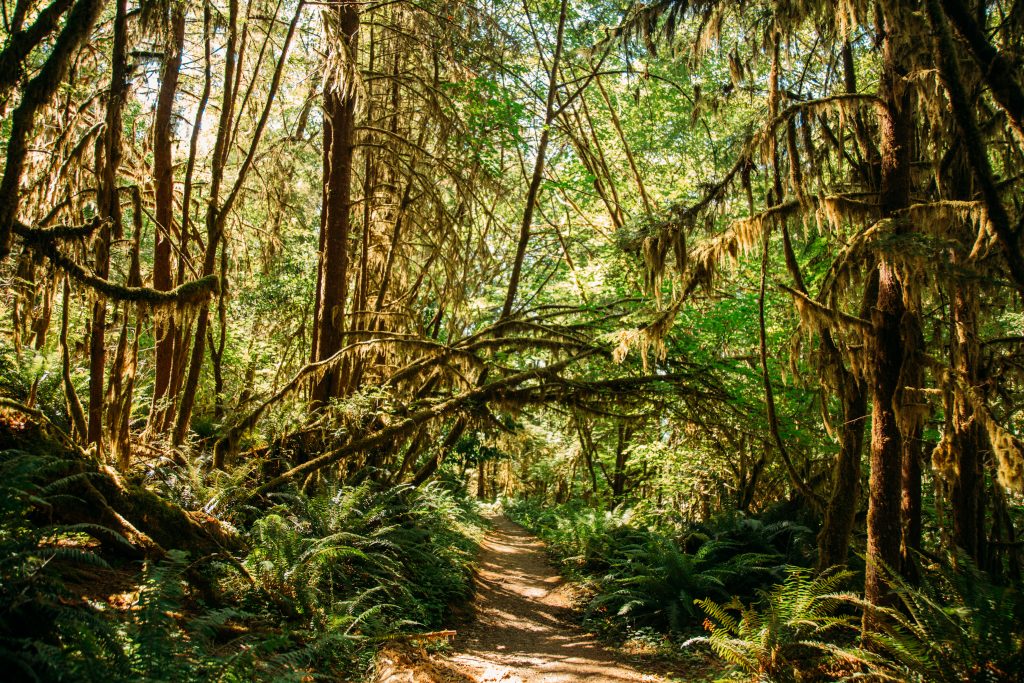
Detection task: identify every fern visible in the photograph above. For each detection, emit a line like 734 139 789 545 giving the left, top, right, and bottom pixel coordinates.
687 566 876 682
0 448 128 682
860 558 1024 682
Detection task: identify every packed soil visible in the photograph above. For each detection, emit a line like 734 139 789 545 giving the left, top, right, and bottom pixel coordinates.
440 515 664 683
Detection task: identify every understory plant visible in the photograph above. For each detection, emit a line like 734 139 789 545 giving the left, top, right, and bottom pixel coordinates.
588 534 783 633
863 559 1024 683
0 428 484 682
505 498 808 635
687 566 875 682
244 481 483 632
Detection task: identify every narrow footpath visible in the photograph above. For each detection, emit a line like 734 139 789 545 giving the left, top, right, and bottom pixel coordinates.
442 515 662 683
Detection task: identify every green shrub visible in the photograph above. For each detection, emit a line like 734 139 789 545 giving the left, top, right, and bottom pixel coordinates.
0 435 484 682
863 559 1024 683
589 535 782 633
688 566 874 682
505 498 797 634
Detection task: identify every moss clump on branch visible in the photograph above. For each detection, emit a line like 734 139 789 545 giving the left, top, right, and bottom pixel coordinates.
13 219 220 305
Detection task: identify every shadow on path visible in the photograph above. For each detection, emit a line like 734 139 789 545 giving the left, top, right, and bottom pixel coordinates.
445 515 662 683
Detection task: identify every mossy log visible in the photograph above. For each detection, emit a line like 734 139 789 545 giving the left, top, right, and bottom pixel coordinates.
0 408 243 560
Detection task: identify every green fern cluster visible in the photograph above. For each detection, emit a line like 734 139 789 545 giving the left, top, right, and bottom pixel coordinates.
505 499 809 635
243 480 484 636
0 447 127 680
0 427 485 681
687 567 875 682
863 559 1024 682
589 535 783 633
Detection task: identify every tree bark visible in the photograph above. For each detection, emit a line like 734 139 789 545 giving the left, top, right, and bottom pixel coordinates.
949 285 987 565
173 0 241 445
864 1 913 622
150 4 186 429
312 0 360 404
88 0 129 452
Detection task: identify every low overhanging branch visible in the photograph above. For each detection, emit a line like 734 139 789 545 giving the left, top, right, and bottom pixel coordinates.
15 220 219 305
251 353 596 495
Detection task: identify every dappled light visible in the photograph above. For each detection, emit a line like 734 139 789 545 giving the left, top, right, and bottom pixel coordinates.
2 0 1024 680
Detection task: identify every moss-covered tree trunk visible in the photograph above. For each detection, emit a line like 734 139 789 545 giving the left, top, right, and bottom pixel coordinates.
150 4 186 431
312 0 360 405
950 285 987 565
88 0 128 452
864 0 914 621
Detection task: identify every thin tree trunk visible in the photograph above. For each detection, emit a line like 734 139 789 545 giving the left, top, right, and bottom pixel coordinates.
88 0 128 452
899 306 925 579
864 4 913 620
938 0 1024 141
500 0 568 319
61 276 87 440
926 0 1024 297
173 0 241 445
950 284 987 564
159 0 211 434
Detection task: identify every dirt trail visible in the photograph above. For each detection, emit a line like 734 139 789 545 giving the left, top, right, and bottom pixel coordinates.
443 515 662 683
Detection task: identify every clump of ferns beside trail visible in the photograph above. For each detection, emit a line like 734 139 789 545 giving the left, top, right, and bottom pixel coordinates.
0 417 485 682
504 498 1024 682
502 498 812 637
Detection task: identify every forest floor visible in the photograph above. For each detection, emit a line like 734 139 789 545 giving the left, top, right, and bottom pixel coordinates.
439 514 667 683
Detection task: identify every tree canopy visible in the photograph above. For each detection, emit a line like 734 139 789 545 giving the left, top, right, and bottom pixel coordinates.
2 0 1024 679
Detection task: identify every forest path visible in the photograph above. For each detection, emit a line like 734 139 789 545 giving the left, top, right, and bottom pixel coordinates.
442 514 663 683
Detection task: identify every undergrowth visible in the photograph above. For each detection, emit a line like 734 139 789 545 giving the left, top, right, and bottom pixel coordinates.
506 497 1024 682
503 498 811 637
0 428 484 682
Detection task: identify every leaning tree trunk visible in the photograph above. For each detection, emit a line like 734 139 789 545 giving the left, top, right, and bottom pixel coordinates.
499 0 567 319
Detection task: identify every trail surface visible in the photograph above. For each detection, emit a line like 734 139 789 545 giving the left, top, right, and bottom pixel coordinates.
443 515 662 683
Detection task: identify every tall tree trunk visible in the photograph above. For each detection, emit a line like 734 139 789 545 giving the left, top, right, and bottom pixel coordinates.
159 0 211 434
150 4 186 429
864 1 913 621
88 0 128 452
949 284 987 564
817 43 873 570
312 0 359 404
611 423 631 502
173 0 240 446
